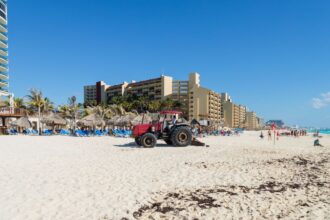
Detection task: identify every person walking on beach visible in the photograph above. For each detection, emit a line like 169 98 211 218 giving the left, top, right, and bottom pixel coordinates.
276 131 280 141
268 130 272 141
260 131 264 139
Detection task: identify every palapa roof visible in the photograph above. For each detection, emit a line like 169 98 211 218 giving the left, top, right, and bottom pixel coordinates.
77 114 105 127
10 117 32 128
131 114 152 126
42 112 67 125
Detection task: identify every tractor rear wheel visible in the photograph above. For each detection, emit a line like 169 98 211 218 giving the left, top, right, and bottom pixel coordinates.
141 133 157 148
170 126 192 147
135 137 142 146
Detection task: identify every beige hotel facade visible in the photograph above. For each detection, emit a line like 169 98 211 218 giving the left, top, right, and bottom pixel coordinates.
84 72 263 128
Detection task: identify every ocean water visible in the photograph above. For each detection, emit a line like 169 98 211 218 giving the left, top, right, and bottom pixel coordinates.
308 129 330 135
320 130 330 134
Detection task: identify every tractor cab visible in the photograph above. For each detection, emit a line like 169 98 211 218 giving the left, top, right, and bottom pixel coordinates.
158 110 182 130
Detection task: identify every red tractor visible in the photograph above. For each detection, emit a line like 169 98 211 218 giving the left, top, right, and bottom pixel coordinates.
132 110 193 148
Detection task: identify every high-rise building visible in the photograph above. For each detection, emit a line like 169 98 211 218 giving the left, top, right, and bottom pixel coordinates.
188 73 222 123
124 75 173 100
0 0 8 98
246 111 258 130
84 73 267 127
172 80 189 117
84 81 110 104
222 99 247 128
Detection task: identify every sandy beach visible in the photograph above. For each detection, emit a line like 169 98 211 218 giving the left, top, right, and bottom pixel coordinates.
0 132 329 220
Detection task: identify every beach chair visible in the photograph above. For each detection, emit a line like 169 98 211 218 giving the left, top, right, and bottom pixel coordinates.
102 129 109 136
95 130 103 136
8 129 18 135
59 129 70 135
75 130 86 137
43 129 53 135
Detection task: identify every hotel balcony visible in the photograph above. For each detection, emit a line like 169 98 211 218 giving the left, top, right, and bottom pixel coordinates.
0 23 7 33
0 55 7 64
0 12 7 25
0 39 7 49
0 32 7 41
0 87 8 96
0 63 7 72
0 71 7 79
0 79 7 86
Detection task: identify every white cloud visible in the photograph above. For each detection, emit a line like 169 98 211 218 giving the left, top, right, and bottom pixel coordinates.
312 92 330 109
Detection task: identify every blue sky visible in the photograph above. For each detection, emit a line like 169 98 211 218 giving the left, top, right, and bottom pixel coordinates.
8 0 330 127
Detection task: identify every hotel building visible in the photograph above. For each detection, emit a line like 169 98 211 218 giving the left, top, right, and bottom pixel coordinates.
188 73 222 123
124 76 172 101
84 81 110 104
85 76 173 104
172 79 189 117
222 97 247 128
0 0 8 98
83 73 263 127
246 111 258 130
84 73 223 123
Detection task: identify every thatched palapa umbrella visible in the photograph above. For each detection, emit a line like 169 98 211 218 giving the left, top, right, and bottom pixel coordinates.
107 115 121 126
77 114 105 128
115 114 136 127
131 114 152 126
42 113 67 126
10 117 32 128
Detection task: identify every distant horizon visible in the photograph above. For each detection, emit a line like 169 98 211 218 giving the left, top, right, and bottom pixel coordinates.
6 0 330 127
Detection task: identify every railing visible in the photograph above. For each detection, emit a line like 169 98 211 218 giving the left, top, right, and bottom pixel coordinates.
0 54 7 60
0 63 7 68
0 87 8 93
0 47 7 54
0 79 7 83
0 107 26 116
0 71 7 76
0 22 6 29
0 39 7 45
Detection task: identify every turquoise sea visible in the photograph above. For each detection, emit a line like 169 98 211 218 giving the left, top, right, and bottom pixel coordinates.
308 129 330 135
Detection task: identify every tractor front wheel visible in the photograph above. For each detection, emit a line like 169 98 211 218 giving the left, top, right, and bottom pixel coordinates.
141 133 157 148
171 126 192 147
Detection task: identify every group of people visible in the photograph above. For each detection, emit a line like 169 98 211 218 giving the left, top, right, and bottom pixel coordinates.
259 130 280 140
259 129 308 140
290 130 308 137
259 129 326 147
191 126 239 137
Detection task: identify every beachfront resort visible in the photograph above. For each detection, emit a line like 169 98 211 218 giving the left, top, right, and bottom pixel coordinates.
0 0 330 219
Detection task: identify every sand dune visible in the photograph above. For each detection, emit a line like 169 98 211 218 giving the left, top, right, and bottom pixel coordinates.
0 132 329 220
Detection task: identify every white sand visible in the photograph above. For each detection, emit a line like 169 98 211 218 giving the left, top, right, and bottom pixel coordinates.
0 132 329 220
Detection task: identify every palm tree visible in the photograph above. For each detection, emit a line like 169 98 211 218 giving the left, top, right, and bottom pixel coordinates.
26 89 51 135
160 98 174 110
4 97 26 109
148 100 161 112
59 96 81 131
84 104 126 129
42 97 54 113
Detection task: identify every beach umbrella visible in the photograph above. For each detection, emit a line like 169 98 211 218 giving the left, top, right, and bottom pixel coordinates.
107 115 121 126
77 114 105 127
10 117 32 128
115 114 136 127
131 114 152 126
42 113 67 126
